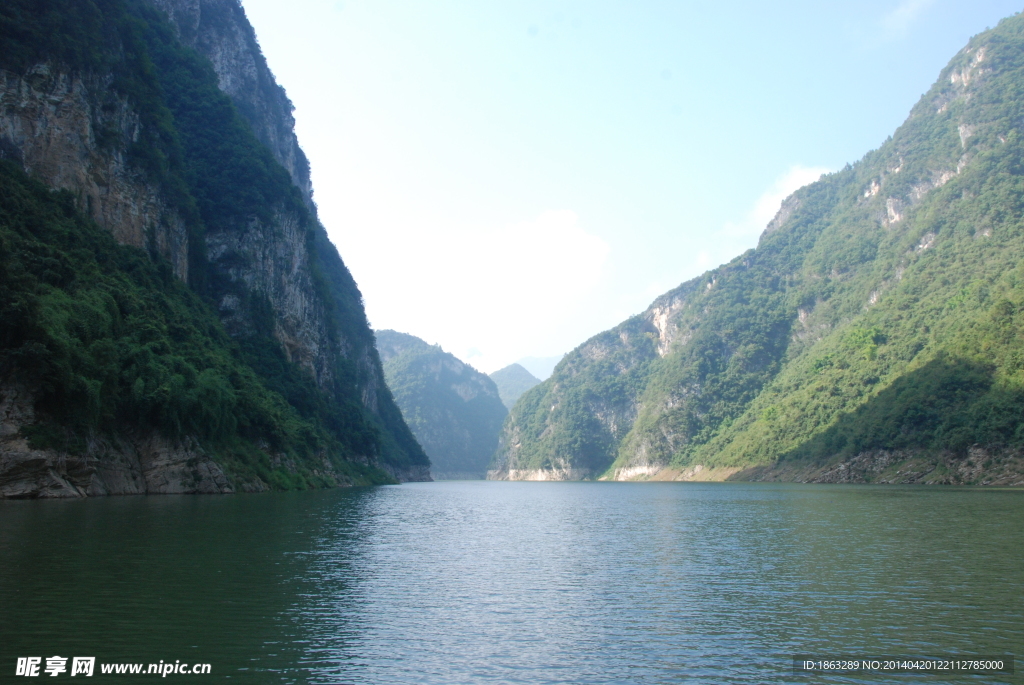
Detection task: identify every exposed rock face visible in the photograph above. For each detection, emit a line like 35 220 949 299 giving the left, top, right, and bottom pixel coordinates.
0 386 234 498
0 65 190 280
763 195 800 236
379 463 433 483
147 0 405 442
487 460 591 482
149 0 313 207
0 0 379 406
207 208 331 379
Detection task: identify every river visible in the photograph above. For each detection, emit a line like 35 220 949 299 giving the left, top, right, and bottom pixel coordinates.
1 481 1020 683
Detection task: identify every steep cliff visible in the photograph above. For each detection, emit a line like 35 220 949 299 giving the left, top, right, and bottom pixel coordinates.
147 0 313 207
0 0 428 496
377 331 506 480
492 14 1024 486
0 63 191 281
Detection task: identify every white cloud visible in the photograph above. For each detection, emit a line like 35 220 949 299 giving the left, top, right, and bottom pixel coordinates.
722 164 830 242
881 0 935 37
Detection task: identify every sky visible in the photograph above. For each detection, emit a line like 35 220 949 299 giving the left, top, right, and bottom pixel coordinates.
239 0 1021 374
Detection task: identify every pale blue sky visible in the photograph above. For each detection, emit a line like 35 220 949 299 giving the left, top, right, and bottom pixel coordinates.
239 0 1021 372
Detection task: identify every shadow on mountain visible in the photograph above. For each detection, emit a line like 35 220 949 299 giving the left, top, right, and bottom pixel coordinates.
777 355 1024 466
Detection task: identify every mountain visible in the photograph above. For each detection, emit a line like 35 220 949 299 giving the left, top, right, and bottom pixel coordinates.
489 363 541 410
491 14 1024 486
0 0 429 497
377 331 507 480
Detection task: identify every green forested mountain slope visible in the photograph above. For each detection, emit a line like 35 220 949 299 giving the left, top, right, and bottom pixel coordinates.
492 14 1024 485
489 363 541 410
0 161 377 491
377 331 507 479
0 0 427 496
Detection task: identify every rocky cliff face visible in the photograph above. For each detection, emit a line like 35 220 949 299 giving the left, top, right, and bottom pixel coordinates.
1 384 235 497
148 0 313 207
147 0 391 409
0 0 428 496
205 207 330 376
0 65 190 280
160 2 415 460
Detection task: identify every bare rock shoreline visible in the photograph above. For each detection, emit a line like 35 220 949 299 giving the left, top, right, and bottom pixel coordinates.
487 448 1024 486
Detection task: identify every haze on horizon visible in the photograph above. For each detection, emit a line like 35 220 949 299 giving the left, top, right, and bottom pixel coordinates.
239 0 1020 373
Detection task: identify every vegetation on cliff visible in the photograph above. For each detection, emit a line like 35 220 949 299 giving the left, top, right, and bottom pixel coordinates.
495 13 1024 484
0 0 427 489
0 161 387 487
377 331 506 479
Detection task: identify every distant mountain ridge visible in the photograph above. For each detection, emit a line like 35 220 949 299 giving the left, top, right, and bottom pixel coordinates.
377 330 507 479
492 13 1024 486
489 364 541 410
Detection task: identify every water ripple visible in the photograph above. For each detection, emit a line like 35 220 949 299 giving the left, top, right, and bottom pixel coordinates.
1 482 1020 684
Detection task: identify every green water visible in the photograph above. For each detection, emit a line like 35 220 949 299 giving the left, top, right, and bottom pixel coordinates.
1 482 1021 683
